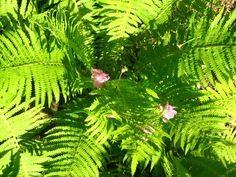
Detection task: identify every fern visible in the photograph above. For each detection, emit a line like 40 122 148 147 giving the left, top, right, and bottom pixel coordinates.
177 8 236 96
1 0 236 176
86 80 171 176
43 98 108 177
83 0 175 73
168 98 229 150
133 9 236 175
136 8 236 98
0 27 69 106
94 0 174 41
0 0 18 17
0 97 47 176
38 8 95 68
0 0 37 20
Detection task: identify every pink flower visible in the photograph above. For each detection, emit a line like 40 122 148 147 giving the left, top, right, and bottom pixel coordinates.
91 68 110 88
160 102 177 122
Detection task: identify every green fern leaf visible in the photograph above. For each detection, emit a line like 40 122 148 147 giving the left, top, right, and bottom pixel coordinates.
0 0 18 17
0 27 69 106
39 9 95 68
177 9 236 96
96 0 174 41
43 99 108 177
0 98 47 176
86 80 171 175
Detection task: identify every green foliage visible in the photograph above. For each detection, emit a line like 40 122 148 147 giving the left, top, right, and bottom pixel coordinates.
177 9 236 96
86 80 168 176
43 99 108 177
0 0 18 16
0 97 48 176
0 0 236 176
0 27 68 106
94 0 174 41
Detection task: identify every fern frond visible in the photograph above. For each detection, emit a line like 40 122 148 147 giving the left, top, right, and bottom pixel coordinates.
96 0 174 41
170 101 228 154
136 8 236 98
0 0 36 19
43 99 108 177
0 0 18 17
0 98 47 176
86 80 171 176
136 51 236 175
0 27 69 106
177 8 236 96
35 0 64 13
39 9 95 68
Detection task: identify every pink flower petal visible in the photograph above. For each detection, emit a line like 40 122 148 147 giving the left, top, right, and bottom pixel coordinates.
160 102 177 122
91 69 110 88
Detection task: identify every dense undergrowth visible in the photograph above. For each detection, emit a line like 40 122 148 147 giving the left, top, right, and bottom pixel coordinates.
0 0 236 176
